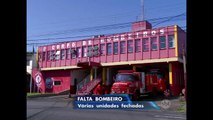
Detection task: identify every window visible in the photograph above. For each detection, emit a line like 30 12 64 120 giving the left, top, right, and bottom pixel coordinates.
76 47 81 58
87 46 93 57
100 44 105 55
107 43 112 55
168 35 175 48
50 50 55 60
55 50 60 60
47 51 51 61
142 38 149 52
45 78 53 89
151 37 157 51
127 40 133 53
159 36 166 49
60 49 65 60
38 53 42 61
66 48 71 59
71 48 76 59
54 81 61 86
42 52 46 61
88 46 93 51
93 45 99 56
135 39 141 52
120 41 126 54
82 47 87 57
113 42 118 54
115 74 136 82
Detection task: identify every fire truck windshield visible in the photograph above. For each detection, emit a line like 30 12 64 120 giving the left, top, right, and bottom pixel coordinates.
115 74 136 81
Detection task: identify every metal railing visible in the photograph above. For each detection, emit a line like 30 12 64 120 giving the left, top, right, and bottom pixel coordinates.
85 78 101 92
76 73 102 94
76 74 90 92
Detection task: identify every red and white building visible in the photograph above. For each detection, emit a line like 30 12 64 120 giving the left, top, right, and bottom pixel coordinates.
32 21 186 96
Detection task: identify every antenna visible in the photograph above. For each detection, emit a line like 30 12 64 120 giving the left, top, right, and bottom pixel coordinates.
140 0 144 21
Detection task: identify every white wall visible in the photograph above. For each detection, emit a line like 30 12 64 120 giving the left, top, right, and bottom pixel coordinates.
26 60 32 74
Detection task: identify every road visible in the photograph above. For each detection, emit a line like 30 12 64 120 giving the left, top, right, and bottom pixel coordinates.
27 95 186 120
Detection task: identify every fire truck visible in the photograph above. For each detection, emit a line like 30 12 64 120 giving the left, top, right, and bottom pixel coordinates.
111 69 167 100
93 69 168 100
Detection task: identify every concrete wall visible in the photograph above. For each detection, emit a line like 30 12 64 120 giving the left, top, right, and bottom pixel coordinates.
27 61 32 74
70 69 90 85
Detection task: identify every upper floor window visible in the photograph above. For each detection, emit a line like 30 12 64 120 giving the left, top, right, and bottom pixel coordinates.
71 48 77 59
42 52 46 61
88 46 93 51
60 49 65 60
66 48 71 59
168 35 175 48
93 45 99 56
127 40 133 53
142 38 149 52
55 50 60 60
120 41 126 54
159 36 166 49
47 51 51 61
87 46 93 57
100 44 105 56
135 39 141 52
113 42 118 55
38 52 42 62
76 47 81 58
151 37 157 51
50 50 55 61
107 43 112 55
82 46 87 57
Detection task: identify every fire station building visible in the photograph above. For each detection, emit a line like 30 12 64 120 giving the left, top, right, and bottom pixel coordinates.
32 21 186 96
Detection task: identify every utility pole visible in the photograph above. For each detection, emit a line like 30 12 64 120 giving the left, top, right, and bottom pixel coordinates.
29 60 33 93
29 45 35 93
32 45 36 93
140 0 144 21
182 43 187 100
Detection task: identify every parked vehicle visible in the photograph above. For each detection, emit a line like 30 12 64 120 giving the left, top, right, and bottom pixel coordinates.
110 69 167 100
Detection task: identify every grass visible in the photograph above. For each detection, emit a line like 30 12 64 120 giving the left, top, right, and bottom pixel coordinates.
176 101 186 112
27 92 41 97
27 92 56 97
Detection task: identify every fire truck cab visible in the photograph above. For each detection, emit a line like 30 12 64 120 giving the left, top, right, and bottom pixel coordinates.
110 70 142 100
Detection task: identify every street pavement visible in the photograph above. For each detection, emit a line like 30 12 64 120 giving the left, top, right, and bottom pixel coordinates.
27 95 186 120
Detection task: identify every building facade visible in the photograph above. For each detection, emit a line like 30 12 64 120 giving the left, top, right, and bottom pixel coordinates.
32 21 186 96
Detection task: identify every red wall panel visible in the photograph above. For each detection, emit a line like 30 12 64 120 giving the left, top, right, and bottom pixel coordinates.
160 50 168 58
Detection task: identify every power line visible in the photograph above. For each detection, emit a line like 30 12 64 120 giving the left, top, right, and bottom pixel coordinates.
27 26 186 46
27 13 185 39
28 25 186 46
152 13 186 27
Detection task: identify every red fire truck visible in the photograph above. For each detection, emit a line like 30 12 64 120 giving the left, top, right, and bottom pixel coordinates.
110 70 142 100
110 69 167 100
92 69 168 100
